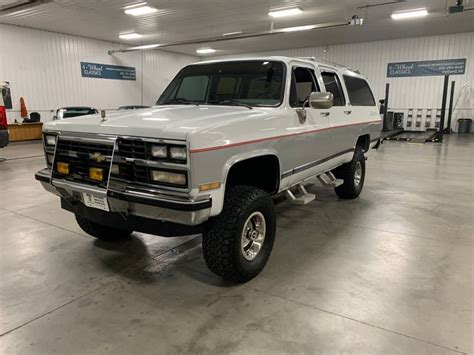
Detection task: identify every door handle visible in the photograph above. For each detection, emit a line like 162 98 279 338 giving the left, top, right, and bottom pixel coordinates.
344 110 352 115
320 112 330 117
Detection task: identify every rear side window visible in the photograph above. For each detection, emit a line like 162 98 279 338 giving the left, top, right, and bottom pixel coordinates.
321 72 345 106
343 75 376 106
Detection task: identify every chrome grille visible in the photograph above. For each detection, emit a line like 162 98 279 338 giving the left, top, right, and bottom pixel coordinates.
52 138 114 188
116 138 147 159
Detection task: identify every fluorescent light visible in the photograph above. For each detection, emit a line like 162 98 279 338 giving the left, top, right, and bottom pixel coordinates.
119 32 143 40
223 31 243 37
196 48 216 54
269 7 303 18
280 25 316 32
130 44 160 50
391 8 428 20
124 5 157 16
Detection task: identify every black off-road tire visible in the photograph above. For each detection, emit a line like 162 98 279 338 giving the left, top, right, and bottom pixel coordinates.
333 148 366 199
202 185 276 283
75 215 132 241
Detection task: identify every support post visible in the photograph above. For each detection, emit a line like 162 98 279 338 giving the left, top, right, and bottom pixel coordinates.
445 81 455 134
437 75 449 143
382 83 390 132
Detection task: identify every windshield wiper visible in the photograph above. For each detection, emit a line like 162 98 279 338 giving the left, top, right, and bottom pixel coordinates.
208 99 253 110
162 98 201 105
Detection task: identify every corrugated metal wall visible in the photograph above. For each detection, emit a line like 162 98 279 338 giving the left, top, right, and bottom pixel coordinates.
214 32 474 130
0 24 198 122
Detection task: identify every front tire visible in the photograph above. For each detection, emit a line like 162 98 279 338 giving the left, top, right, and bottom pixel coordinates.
202 186 276 283
333 147 366 199
75 215 132 241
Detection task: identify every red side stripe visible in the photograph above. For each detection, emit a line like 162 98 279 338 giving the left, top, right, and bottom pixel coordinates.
190 119 381 153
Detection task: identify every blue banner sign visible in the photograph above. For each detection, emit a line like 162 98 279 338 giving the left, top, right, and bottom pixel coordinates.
387 59 466 78
81 62 136 81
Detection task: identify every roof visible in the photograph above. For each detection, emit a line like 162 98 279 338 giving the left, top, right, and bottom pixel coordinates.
193 56 362 76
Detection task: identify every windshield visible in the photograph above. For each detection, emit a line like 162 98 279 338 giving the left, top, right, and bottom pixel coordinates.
157 61 285 107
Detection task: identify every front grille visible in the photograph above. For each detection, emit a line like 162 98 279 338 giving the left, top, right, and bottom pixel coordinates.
115 163 151 184
116 138 147 159
52 139 114 188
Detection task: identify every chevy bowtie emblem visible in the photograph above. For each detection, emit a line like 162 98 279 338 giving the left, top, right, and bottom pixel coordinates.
90 152 106 163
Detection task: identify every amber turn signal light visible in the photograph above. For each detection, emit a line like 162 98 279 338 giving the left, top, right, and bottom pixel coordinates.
199 181 221 192
56 162 69 175
89 167 104 181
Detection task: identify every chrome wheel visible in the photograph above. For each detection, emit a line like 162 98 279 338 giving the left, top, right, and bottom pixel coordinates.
241 212 266 261
354 161 362 187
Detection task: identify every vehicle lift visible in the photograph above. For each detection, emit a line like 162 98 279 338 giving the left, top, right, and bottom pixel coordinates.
382 75 455 144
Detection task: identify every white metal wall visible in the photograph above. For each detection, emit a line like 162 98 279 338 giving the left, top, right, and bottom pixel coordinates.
0 24 198 122
214 32 474 130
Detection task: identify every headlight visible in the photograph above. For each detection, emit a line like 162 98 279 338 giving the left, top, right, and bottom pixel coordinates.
150 170 187 186
170 146 187 161
45 135 56 146
150 145 167 158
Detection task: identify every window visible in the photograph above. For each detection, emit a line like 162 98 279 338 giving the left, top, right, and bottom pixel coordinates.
321 72 345 106
157 61 285 107
343 75 376 106
175 75 209 102
290 67 319 107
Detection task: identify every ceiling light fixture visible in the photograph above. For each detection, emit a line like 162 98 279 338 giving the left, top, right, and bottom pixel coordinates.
196 48 216 54
119 32 143 40
280 25 316 32
129 44 160 50
391 8 428 20
269 6 303 18
124 4 158 16
223 31 243 37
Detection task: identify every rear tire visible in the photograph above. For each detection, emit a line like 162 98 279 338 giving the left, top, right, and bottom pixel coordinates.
333 148 366 199
75 215 132 241
202 185 276 283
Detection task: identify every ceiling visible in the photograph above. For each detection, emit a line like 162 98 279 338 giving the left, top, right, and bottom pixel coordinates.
1 0 473 57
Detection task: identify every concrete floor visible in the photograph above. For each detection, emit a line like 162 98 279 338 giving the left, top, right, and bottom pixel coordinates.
0 136 473 354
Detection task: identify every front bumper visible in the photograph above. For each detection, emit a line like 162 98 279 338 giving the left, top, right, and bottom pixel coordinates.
35 168 211 228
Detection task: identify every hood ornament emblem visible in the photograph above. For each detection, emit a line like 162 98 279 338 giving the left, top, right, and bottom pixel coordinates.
101 110 108 122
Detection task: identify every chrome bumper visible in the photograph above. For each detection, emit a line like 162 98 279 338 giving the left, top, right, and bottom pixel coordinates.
35 169 211 226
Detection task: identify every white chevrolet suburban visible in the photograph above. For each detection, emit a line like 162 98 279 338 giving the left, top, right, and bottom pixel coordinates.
36 57 382 282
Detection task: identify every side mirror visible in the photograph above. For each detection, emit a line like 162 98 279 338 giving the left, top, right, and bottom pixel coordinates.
309 92 334 109
52 115 57 120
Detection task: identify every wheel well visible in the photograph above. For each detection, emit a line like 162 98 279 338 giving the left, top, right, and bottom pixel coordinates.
226 155 280 194
356 135 370 152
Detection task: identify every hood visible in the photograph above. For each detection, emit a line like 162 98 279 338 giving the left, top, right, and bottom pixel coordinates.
43 105 269 141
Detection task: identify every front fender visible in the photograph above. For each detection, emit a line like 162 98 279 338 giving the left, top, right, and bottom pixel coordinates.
205 149 281 217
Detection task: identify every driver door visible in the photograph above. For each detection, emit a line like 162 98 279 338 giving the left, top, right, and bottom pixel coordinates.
286 65 332 186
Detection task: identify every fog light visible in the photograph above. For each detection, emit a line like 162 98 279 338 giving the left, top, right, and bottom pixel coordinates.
150 170 186 186
56 162 69 175
89 167 104 181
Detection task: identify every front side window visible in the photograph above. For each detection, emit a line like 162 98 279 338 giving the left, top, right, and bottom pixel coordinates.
343 75 376 106
157 61 285 107
290 67 319 107
321 72 346 106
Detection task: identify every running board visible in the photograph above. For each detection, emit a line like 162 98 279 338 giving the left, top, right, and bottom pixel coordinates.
317 171 343 187
285 184 315 205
